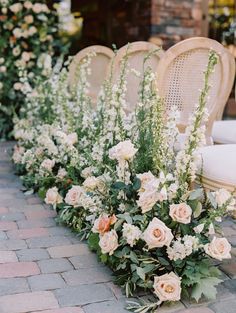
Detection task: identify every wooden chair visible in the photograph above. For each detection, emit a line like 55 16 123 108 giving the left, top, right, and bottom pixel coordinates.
156 37 235 146
113 41 164 112
68 45 114 104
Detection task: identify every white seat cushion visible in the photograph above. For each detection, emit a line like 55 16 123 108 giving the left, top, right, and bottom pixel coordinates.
212 120 236 144
198 144 236 185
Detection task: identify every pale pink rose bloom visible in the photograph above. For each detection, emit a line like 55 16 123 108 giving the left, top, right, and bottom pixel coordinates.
41 159 55 172
153 272 181 302
13 82 23 90
143 217 173 249
57 168 67 180
24 1 33 9
24 15 34 24
169 203 192 224
32 3 42 13
136 171 156 192
9 3 23 13
67 132 78 145
137 190 159 214
45 187 63 206
22 52 31 62
99 230 119 255
204 237 231 261
12 146 25 164
64 186 84 207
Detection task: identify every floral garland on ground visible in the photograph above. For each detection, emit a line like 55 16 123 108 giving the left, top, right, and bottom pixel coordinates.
12 47 235 312
0 0 68 138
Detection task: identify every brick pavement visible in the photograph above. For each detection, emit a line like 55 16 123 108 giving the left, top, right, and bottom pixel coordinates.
0 142 235 313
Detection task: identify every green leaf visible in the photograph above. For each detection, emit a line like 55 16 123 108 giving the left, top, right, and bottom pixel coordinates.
112 181 126 190
88 233 99 251
38 187 46 199
193 202 202 218
133 177 141 191
191 277 222 302
136 267 146 281
130 251 139 264
207 192 217 209
189 189 204 200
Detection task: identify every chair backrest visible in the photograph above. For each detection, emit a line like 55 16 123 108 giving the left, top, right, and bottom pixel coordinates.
113 41 164 112
68 45 114 104
156 37 235 142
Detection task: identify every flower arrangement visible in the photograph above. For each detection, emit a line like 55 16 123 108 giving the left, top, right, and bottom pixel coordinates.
0 0 68 138
12 47 235 312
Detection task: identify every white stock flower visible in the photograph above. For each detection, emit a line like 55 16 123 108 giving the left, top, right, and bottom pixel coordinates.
204 237 231 261
99 230 119 255
45 187 63 206
57 168 67 179
109 140 137 162
143 217 173 249
122 223 141 247
169 203 192 224
153 272 181 302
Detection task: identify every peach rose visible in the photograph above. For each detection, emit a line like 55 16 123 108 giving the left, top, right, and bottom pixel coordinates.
143 217 173 249
24 15 34 24
99 230 119 255
204 237 231 261
153 272 181 302
45 187 63 206
65 186 85 208
92 214 117 234
169 203 192 224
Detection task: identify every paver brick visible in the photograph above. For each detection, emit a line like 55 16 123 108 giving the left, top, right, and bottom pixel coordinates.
28 273 66 291
0 291 59 313
25 209 57 220
0 221 17 230
0 250 18 263
48 244 90 258
0 207 8 214
31 308 84 313
62 267 112 285
26 196 43 205
177 309 215 313
83 299 129 313
38 258 73 274
0 212 25 222
210 299 236 313
16 248 50 261
54 284 114 306
48 227 72 236
27 235 71 248
0 231 7 239
0 261 40 278
17 218 56 229
69 254 102 269
7 227 49 239
220 262 236 278
0 277 29 296
0 238 27 250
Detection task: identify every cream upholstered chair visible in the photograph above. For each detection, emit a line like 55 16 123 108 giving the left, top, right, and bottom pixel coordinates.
156 37 235 146
113 41 164 112
68 45 114 104
197 144 236 195
212 82 236 144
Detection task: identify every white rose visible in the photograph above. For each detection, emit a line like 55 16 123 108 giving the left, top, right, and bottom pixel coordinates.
24 1 33 9
0 66 6 73
122 223 141 247
13 28 22 38
136 171 156 192
13 82 23 90
22 52 31 62
204 237 231 261
137 190 159 214
65 186 85 207
33 3 42 13
57 168 67 180
40 159 55 172
24 15 34 24
83 176 100 191
67 132 78 145
81 167 93 178
45 187 63 206
169 203 192 224
153 272 181 302
214 189 235 211
143 217 173 249
109 140 137 162
9 3 22 13
99 230 119 255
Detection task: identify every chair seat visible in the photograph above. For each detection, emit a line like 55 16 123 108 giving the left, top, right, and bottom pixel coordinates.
197 144 236 192
212 120 236 144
